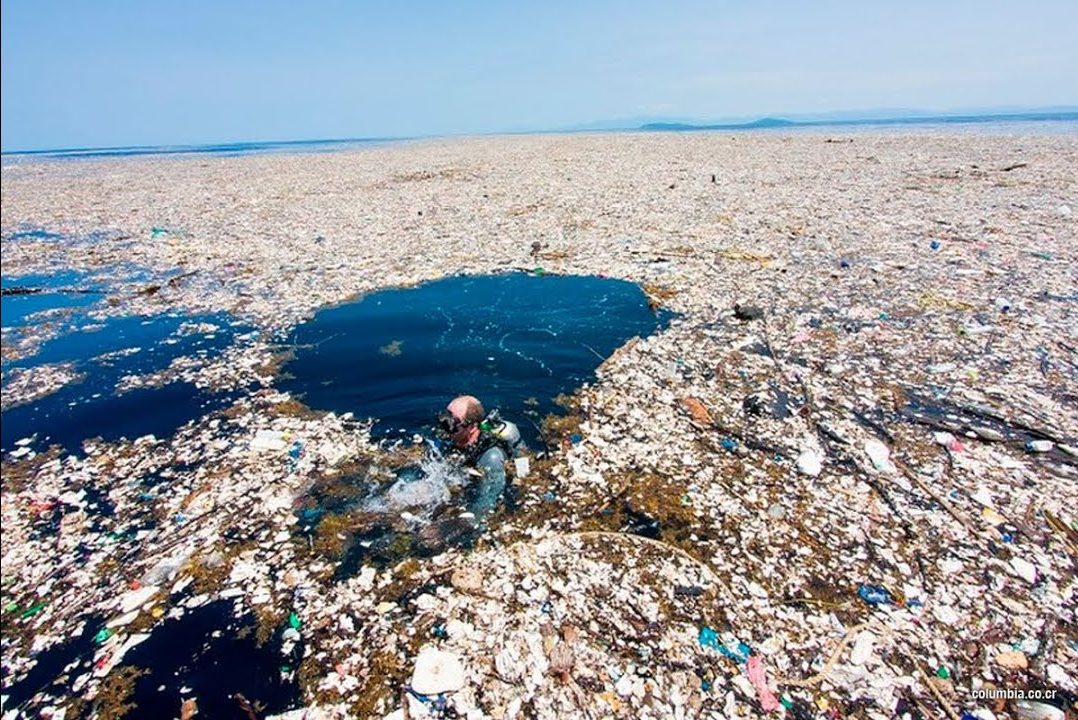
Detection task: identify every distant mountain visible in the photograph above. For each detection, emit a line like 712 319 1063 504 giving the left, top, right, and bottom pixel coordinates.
643 117 797 130
638 109 1078 131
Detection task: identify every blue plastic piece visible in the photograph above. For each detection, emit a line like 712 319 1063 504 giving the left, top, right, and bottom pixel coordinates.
698 626 720 649
857 584 893 606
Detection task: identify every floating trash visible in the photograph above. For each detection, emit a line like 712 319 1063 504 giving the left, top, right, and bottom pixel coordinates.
2 309 248 452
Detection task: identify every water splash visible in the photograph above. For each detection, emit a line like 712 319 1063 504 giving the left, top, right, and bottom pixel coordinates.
361 443 468 519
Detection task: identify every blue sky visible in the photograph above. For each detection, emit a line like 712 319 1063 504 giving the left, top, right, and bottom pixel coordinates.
2 0 1076 150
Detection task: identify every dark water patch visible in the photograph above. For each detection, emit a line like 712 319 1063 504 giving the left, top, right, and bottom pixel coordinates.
280 273 671 447
1 269 104 328
117 601 300 719
3 228 64 242
1 312 249 452
9 313 231 369
282 274 670 575
3 136 395 161
2 381 239 454
0 614 104 714
1 264 185 359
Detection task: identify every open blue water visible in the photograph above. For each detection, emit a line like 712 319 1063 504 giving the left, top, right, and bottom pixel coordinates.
1 269 249 452
119 601 300 719
1 601 300 719
1 136 393 162
279 273 671 446
1 312 245 452
4 113 1074 163
1 270 103 327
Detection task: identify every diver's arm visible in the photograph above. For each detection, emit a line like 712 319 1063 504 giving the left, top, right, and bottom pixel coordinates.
468 446 508 522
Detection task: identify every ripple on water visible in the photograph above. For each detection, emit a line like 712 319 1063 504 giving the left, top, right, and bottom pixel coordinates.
279 272 672 446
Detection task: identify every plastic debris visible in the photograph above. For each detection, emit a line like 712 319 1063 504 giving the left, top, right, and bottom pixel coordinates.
857 584 893 606
251 429 288 451
697 626 720 649
19 602 46 618
1009 557 1038 584
1025 439 1053 453
410 646 466 695
1012 701 1065 720
733 303 764 321
796 447 823 476
3 131 1076 719
118 585 159 614
994 650 1028 669
849 630 875 665
863 439 896 473
745 655 780 712
513 456 530 478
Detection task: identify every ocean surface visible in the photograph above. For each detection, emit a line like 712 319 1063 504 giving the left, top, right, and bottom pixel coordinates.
2 113 1075 162
279 272 672 447
0 137 395 162
1 267 251 452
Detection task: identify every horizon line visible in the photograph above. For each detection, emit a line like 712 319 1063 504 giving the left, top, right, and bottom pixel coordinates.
3 107 1077 156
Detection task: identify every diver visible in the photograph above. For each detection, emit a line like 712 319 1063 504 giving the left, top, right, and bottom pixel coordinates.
310 395 525 562
435 394 525 524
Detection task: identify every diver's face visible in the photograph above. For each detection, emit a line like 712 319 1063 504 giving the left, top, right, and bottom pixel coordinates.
451 423 477 448
438 412 478 448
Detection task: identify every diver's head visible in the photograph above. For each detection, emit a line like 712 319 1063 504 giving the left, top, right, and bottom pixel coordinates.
439 395 485 448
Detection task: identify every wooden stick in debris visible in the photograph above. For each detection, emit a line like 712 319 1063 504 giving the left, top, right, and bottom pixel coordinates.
1044 510 1078 556
916 663 961 720
894 459 982 539
777 621 878 687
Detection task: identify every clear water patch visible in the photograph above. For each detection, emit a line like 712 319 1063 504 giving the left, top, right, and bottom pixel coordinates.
283 272 670 568
279 273 672 446
115 601 301 719
1 311 248 452
0 602 300 719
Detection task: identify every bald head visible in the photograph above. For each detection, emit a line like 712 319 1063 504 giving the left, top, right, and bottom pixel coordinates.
446 395 485 448
447 395 485 424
